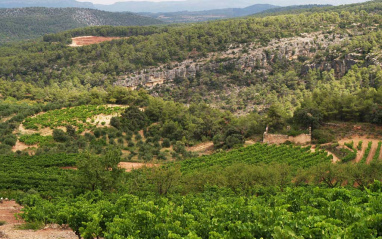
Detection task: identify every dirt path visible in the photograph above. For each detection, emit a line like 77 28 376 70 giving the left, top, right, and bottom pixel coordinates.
366 141 378 164
355 141 366 163
118 162 156 172
188 142 214 152
0 201 77 239
327 151 340 163
244 140 257 146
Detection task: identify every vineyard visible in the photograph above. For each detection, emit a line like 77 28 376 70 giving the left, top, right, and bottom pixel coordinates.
180 143 332 173
19 184 382 238
3 1 382 237
19 134 53 146
0 154 77 194
22 105 125 133
336 138 382 164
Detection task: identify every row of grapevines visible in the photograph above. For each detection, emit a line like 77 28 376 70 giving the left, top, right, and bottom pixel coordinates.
181 143 332 173
372 142 382 163
359 141 372 164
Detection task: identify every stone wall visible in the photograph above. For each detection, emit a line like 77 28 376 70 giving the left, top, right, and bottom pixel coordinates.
263 127 311 145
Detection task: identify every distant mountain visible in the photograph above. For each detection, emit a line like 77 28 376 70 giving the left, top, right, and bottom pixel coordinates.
140 4 279 23
254 4 333 16
0 0 94 8
0 7 162 44
95 0 263 13
0 0 260 12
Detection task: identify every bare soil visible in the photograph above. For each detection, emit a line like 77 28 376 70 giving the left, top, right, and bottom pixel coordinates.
12 140 37 153
0 115 14 123
0 201 77 239
87 113 119 127
16 124 66 137
188 142 214 153
337 136 381 164
69 36 124 47
118 162 156 172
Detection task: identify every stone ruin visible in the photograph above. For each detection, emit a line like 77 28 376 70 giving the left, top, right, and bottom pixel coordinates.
263 126 311 145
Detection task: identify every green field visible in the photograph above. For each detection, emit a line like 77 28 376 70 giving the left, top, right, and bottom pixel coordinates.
23 105 124 133
181 143 332 173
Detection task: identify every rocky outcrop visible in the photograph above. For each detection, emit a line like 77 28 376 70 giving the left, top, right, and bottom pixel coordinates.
114 32 349 88
302 57 358 78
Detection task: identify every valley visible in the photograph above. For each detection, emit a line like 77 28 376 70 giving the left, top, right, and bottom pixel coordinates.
1 1 382 238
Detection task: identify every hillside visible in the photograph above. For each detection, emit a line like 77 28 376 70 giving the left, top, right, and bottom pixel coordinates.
95 0 269 13
140 4 278 23
0 0 93 8
0 7 162 44
1 1 382 238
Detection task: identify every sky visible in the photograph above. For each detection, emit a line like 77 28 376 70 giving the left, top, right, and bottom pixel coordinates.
78 0 184 4
77 0 367 6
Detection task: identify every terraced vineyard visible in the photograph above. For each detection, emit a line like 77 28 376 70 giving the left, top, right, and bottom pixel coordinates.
181 143 332 173
23 105 125 133
336 138 382 164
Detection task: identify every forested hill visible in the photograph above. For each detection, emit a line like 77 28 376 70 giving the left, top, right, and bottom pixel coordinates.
0 0 93 8
0 7 162 44
139 4 278 23
254 4 332 16
2 1 382 238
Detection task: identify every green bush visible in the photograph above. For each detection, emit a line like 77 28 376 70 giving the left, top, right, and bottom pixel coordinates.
3 135 17 147
312 129 335 144
162 138 171 148
53 129 68 142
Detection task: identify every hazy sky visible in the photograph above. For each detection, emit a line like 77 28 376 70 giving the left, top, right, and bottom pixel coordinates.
77 0 367 5
78 0 184 4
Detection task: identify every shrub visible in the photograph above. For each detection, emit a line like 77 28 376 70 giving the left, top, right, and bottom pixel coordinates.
157 152 167 160
225 134 245 148
53 129 68 142
162 138 171 148
3 135 17 147
94 129 102 138
313 129 335 144
135 134 142 141
110 117 121 129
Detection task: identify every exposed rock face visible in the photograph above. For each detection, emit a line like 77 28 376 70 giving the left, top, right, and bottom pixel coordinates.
114 32 351 88
302 58 358 78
